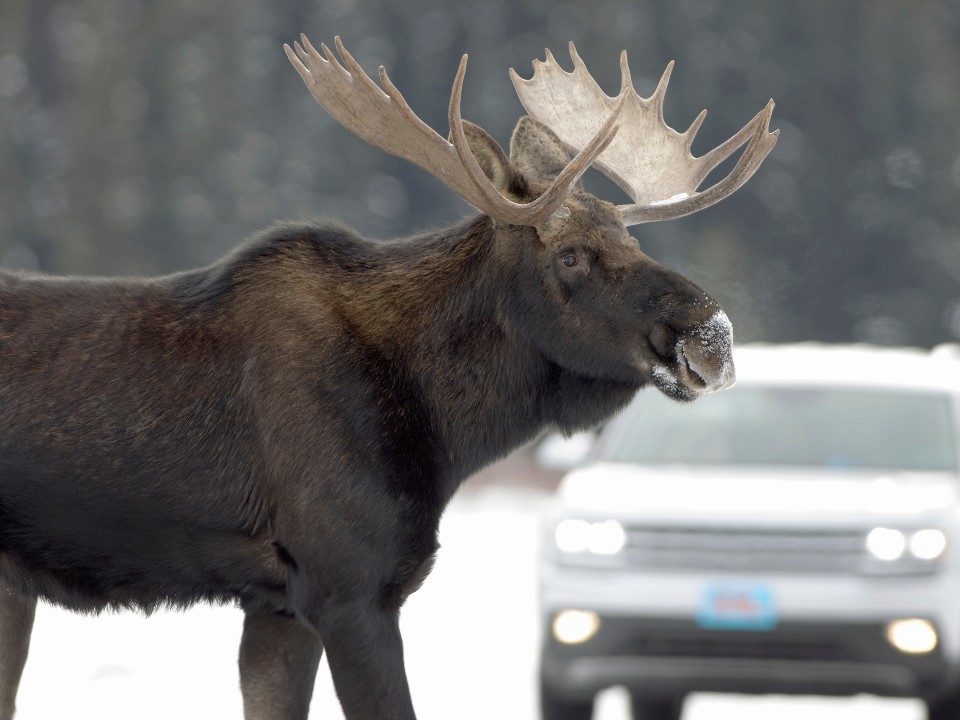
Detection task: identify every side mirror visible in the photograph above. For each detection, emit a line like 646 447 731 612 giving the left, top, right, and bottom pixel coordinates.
535 431 596 472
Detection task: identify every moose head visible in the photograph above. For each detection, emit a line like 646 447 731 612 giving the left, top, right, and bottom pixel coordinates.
285 37 777 403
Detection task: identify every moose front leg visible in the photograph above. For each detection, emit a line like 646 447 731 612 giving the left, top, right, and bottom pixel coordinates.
0 580 36 720
239 610 324 720
318 600 416 720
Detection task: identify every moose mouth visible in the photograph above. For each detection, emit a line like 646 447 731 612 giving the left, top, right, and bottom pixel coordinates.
649 311 736 402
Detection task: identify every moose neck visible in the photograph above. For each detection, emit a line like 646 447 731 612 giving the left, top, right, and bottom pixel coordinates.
356 215 640 499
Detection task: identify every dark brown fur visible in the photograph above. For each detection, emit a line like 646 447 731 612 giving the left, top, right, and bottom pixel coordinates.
0 117 730 719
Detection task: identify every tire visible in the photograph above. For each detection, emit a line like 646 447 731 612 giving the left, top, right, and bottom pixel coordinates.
630 693 685 720
540 678 594 720
927 688 960 720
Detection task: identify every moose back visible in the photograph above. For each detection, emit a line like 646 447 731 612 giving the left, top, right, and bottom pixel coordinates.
0 35 775 720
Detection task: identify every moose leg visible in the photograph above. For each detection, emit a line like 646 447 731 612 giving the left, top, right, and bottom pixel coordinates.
239 610 324 720
0 580 37 720
318 601 416 720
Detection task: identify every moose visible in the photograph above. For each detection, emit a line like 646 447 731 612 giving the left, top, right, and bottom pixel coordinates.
0 34 776 720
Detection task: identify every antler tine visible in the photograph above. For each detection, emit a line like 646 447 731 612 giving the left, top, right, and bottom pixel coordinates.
650 60 674 121
446 55 523 217
683 109 708 151
689 99 774 188
568 41 589 74
286 35 626 227
511 46 778 227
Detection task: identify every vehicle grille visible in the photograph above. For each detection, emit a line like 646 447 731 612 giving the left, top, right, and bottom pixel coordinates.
624 628 847 661
621 526 866 574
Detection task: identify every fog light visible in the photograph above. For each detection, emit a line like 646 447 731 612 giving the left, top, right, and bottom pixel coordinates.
553 610 600 644
886 619 938 654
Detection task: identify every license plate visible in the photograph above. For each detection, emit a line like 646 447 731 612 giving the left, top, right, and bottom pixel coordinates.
697 583 778 630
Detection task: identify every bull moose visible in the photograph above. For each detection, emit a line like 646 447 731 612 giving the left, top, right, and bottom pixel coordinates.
0 34 776 720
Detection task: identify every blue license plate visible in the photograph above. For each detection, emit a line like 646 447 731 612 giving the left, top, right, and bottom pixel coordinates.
697 583 778 630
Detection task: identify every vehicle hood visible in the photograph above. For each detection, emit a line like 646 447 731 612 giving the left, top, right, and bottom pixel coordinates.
559 463 960 524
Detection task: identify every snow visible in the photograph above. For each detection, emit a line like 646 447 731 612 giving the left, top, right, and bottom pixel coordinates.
652 364 678 389
650 192 691 206
696 311 733 359
14 486 924 720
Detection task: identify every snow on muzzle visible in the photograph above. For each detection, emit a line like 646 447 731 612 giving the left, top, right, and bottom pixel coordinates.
652 310 736 400
680 310 736 392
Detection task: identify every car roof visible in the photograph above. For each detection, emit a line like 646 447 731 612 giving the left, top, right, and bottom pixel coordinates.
731 343 960 393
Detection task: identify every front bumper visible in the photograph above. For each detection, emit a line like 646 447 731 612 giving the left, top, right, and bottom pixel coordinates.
541 615 960 701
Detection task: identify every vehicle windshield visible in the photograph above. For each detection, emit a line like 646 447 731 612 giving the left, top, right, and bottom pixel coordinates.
604 384 959 472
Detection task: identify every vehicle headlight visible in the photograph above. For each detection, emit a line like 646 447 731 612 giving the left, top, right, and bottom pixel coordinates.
865 527 947 562
555 518 627 555
909 529 948 560
865 527 906 561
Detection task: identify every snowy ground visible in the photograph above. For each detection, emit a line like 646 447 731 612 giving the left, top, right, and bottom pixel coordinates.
15 486 925 720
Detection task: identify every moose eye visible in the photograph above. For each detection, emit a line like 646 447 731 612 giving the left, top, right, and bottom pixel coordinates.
561 254 578 268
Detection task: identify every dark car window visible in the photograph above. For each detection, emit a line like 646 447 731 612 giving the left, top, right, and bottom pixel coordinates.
605 385 959 472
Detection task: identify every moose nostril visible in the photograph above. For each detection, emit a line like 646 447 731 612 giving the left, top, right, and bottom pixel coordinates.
683 348 726 391
682 353 708 388
649 324 675 359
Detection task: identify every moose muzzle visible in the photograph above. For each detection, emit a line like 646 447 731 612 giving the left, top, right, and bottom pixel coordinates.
679 310 736 393
650 310 735 401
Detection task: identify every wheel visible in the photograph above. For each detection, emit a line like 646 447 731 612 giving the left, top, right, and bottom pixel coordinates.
540 677 594 720
630 693 685 720
927 688 960 720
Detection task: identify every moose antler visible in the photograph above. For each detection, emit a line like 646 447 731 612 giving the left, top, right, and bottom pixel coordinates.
510 43 779 225
285 35 625 227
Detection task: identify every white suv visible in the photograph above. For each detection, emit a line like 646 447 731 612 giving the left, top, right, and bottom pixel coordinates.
539 344 960 720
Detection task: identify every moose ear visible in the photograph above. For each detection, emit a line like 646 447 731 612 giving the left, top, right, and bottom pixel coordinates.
509 116 583 192
461 121 528 200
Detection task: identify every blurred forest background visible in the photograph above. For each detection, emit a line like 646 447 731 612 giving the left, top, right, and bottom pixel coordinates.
1 0 959 347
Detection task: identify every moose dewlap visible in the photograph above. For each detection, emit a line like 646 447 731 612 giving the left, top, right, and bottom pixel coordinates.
0 34 775 720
